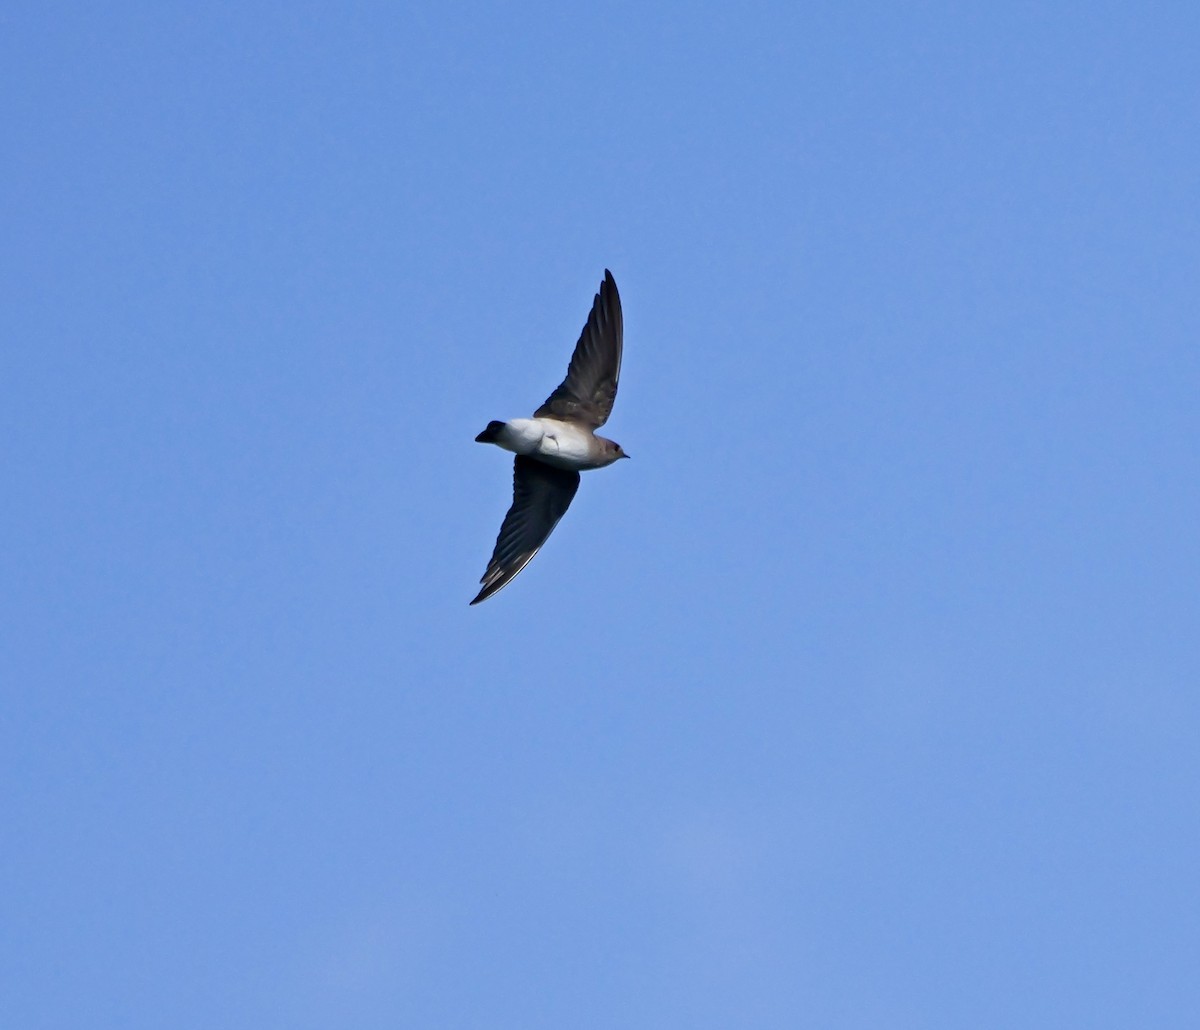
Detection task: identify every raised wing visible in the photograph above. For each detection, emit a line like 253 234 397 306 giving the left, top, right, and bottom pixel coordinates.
470 455 581 605
534 270 623 428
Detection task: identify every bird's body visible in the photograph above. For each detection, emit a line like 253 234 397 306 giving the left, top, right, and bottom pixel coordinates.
471 270 628 605
477 417 625 471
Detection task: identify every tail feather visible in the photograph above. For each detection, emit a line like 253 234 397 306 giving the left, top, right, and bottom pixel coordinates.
475 420 506 443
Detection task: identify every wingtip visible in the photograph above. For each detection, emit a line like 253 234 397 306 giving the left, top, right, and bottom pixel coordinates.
601 269 619 306
470 579 499 605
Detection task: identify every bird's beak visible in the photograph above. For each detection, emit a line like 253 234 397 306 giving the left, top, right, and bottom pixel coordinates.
622 453 632 460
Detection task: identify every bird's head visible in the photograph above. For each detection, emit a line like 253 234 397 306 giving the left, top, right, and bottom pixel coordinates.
603 439 631 463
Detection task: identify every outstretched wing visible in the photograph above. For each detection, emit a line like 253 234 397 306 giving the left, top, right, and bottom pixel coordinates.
470 456 581 605
534 270 623 428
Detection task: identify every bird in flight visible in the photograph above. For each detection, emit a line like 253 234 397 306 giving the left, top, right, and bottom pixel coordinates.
471 270 629 605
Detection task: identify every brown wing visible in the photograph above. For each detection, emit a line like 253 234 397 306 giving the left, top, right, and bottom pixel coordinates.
470 456 581 605
533 270 623 428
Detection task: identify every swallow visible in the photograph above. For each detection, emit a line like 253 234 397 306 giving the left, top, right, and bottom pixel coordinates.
471 270 628 605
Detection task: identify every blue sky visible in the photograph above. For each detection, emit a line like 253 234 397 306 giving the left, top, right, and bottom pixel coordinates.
3 2 1199 1026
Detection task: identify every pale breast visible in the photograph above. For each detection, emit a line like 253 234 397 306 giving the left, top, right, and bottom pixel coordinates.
531 418 598 470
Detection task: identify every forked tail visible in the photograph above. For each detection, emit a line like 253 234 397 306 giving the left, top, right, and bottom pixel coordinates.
475 420 506 443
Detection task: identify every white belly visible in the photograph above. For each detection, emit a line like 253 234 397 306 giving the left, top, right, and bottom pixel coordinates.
495 418 595 470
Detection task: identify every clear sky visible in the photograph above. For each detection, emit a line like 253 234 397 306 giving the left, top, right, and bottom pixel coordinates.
4 3 1198 1027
